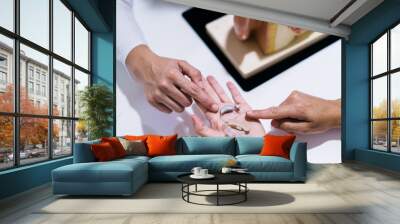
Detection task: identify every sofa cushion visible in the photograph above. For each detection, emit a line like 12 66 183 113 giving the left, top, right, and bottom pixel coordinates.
177 137 235 155
236 137 263 155
236 155 293 172
114 155 150 164
149 154 235 172
101 137 127 158
259 134 296 159
53 158 147 183
91 142 118 161
147 135 177 157
73 139 100 163
118 138 147 156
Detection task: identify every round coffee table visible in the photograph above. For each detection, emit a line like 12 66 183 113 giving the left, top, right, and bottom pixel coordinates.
177 173 255 206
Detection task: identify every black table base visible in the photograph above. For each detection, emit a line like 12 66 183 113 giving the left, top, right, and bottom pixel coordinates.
181 183 249 206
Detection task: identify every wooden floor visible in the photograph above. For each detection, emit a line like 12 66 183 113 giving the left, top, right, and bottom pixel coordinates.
1 162 400 224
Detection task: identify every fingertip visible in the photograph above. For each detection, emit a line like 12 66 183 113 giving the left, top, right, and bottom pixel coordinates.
226 81 235 89
206 75 215 82
211 103 219 112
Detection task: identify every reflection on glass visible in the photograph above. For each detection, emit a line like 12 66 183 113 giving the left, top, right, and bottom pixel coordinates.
53 0 72 60
20 0 49 49
20 44 49 115
372 33 387 76
372 76 387 119
372 121 388 151
74 18 89 70
53 59 72 117
0 34 14 113
391 24 400 70
0 116 13 170
392 72 400 118
0 0 14 31
75 120 88 143
74 69 89 118
20 117 49 165
53 119 72 158
391 120 400 153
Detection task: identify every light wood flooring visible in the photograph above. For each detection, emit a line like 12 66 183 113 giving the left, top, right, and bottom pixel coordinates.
1 162 400 224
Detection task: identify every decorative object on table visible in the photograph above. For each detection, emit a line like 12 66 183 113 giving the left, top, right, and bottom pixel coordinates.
191 167 202 176
224 158 238 168
79 84 113 140
222 167 248 174
190 167 214 179
177 173 255 206
182 8 339 91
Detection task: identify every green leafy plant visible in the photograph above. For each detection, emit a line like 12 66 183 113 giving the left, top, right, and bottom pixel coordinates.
79 84 113 140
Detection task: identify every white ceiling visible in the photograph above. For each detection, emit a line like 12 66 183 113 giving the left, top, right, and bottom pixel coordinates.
165 0 384 38
225 0 353 21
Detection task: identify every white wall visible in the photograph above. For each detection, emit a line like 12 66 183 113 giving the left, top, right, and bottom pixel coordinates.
116 0 342 163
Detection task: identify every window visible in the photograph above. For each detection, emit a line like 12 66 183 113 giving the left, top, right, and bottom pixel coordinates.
28 81 34 94
53 0 72 60
0 71 7 84
0 55 7 67
0 0 91 170
42 85 46 97
0 0 14 32
36 83 41 95
0 71 6 84
0 116 13 170
53 59 72 117
28 67 34 80
74 18 89 70
35 70 40 81
53 119 72 158
370 23 400 153
0 35 13 113
20 0 49 49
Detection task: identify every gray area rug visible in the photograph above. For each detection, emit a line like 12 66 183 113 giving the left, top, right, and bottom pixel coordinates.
38 183 362 214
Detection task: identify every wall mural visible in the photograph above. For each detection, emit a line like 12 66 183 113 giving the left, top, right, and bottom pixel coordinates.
116 0 341 163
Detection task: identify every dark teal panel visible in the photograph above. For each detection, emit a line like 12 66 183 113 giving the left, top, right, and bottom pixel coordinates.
343 44 370 159
0 157 72 199
92 32 114 87
91 32 114 135
355 149 400 172
343 0 400 160
66 0 110 32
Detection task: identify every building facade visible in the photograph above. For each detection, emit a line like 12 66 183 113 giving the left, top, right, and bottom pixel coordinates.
0 41 78 152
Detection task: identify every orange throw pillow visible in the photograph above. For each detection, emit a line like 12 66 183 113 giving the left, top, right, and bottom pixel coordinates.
124 135 148 141
91 142 117 162
146 135 177 157
259 134 296 159
101 137 126 158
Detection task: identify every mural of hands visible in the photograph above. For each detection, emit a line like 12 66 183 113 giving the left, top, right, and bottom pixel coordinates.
247 91 341 134
191 76 265 137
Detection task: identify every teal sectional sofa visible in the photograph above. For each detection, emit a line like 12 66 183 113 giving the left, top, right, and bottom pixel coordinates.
52 137 307 196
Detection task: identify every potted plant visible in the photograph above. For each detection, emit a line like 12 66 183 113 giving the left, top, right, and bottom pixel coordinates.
79 84 113 140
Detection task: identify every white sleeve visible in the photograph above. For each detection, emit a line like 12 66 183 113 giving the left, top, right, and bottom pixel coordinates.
117 0 146 65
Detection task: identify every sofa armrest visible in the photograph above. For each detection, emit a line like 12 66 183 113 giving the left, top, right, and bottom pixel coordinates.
73 141 99 163
289 142 307 181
